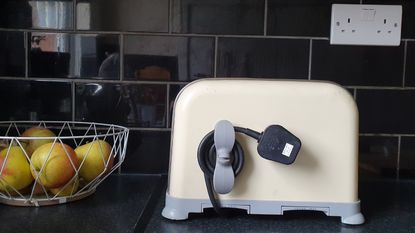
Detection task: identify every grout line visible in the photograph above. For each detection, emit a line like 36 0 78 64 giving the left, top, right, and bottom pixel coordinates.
402 40 408 87
168 0 172 34
0 28 330 40
308 39 313 80
71 81 76 121
119 34 124 81
166 84 170 128
24 31 28 78
128 127 171 131
397 135 401 179
344 85 415 90
353 88 357 100
263 0 268 36
213 36 218 77
360 0 362 4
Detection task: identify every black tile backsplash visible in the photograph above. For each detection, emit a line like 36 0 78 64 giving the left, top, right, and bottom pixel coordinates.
0 31 25 77
29 33 119 79
359 136 398 178
312 40 404 86
400 137 415 179
217 38 309 78
122 130 170 173
1 1 415 176
357 90 415 134
0 0 74 30
76 83 167 127
0 80 71 121
405 41 415 87
76 0 168 32
171 0 264 35
267 0 358 37
124 36 214 81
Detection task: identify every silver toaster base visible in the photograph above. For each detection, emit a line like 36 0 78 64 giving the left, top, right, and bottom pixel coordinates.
162 193 364 225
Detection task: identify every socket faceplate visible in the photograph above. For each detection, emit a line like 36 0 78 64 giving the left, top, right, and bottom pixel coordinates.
330 4 402 46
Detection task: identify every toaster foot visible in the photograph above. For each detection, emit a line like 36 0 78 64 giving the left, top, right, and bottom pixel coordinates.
341 212 365 225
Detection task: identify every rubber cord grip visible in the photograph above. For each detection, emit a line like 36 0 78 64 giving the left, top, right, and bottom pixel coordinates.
197 130 245 216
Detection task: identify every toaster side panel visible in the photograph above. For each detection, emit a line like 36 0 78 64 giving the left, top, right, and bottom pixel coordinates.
168 79 358 203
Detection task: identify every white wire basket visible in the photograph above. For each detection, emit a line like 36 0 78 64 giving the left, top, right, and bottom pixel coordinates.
0 121 129 206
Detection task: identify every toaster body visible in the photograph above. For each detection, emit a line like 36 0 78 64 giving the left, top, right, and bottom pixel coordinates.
162 79 364 225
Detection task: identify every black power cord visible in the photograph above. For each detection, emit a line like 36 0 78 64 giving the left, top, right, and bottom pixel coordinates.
197 127 261 216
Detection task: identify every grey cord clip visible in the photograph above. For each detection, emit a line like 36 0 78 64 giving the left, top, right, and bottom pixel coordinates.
213 120 235 194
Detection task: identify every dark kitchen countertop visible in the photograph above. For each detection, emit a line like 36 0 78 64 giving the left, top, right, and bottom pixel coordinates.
143 178 415 233
0 174 164 233
2 175 415 233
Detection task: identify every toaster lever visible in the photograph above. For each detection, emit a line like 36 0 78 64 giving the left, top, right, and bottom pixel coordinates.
213 120 235 194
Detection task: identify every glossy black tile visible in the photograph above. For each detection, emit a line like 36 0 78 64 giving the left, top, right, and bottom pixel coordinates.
76 0 168 32
122 130 170 173
311 40 404 86
363 0 415 39
29 33 119 79
405 41 415 87
76 83 167 127
359 136 398 178
0 31 25 77
0 80 72 121
357 89 415 134
124 36 214 81
267 0 358 36
400 137 415 179
0 0 73 30
217 38 309 78
171 0 264 35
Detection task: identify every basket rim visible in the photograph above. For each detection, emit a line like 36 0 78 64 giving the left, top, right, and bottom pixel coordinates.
0 121 129 139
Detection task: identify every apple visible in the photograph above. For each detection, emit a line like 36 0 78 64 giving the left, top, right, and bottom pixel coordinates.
21 127 56 157
50 176 79 197
30 142 79 188
0 146 34 192
75 140 113 183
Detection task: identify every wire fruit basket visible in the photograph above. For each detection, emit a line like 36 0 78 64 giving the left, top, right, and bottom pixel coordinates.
0 121 129 206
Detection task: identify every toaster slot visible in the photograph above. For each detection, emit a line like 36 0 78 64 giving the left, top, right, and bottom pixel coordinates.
282 206 330 216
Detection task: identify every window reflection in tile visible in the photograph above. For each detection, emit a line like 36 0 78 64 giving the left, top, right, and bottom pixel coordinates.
76 83 167 127
0 31 25 77
76 0 168 32
0 80 72 121
0 0 73 30
124 36 214 81
29 33 119 79
171 0 264 35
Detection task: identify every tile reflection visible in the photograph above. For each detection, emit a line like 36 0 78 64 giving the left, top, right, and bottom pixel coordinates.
0 0 73 29
29 33 119 79
124 36 214 81
0 80 72 121
171 0 264 35
76 0 168 32
76 83 166 127
0 31 25 77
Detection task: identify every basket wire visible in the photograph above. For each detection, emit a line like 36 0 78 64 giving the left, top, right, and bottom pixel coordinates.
0 121 129 206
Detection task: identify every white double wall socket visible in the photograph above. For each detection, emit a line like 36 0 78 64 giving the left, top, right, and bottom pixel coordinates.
330 4 402 46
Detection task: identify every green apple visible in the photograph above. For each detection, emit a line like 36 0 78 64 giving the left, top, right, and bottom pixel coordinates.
75 140 113 183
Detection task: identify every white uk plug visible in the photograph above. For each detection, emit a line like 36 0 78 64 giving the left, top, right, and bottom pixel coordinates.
330 4 402 46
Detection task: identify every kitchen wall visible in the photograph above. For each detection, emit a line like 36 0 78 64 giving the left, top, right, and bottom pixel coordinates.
0 0 414 178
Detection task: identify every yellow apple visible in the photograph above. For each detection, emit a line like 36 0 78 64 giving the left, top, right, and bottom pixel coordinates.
50 176 79 196
0 146 34 192
75 140 113 183
21 127 56 157
30 142 79 188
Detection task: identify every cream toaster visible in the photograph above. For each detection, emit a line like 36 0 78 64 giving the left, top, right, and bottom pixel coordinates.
162 78 364 225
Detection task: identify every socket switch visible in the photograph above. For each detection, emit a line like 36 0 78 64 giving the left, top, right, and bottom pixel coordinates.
330 4 402 46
